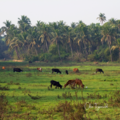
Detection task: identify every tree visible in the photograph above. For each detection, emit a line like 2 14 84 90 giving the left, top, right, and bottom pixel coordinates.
116 38 120 60
97 13 106 25
63 25 75 57
101 23 117 61
75 22 89 57
18 15 31 32
50 22 64 59
37 22 52 52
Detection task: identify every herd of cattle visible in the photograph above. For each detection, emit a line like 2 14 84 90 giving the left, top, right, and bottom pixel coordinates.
2 67 104 89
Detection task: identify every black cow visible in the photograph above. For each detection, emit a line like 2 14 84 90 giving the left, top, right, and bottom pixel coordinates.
29 61 32 63
52 68 61 74
65 70 68 74
50 80 62 89
13 68 23 72
96 68 104 73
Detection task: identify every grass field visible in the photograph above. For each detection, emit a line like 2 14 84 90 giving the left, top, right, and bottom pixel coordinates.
0 61 120 120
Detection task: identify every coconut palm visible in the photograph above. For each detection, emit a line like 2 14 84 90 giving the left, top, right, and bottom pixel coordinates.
97 13 106 25
75 22 89 57
18 15 31 32
37 22 52 52
101 23 117 61
63 25 75 57
116 38 120 60
50 22 65 59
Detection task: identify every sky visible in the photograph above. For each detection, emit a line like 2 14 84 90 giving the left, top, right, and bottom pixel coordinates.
0 0 120 28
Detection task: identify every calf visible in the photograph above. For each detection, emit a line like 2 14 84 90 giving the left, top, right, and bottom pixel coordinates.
50 80 62 89
13 68 23 72
52 68 61 74
65 70 68 74
37 68 42 72
96 68 104 73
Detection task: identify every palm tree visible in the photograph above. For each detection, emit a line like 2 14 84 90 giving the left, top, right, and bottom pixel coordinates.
97 13 106 25
26 27 38 55
1 20 12 36
75 22 89 57
37 23 52 52
18 15 31 32
50 22 64 59
116 38 120 60
63 25 75 57
101 23 117 61
109 18 116 25
9 37 23 59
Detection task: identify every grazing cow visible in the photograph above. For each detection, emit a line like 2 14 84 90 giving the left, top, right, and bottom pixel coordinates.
64 79 84 89
29 61 32 63
2 66 5 70
73 68 79 72
37 68 42 72
74 79 84 89
65 70 68 74
96 68 104 73
50 80 62 89
64 80 76 88
13 68 23 72
52 68 61 74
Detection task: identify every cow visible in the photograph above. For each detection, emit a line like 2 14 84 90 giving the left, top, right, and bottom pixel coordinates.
96 68 104 73
73 68 79 72
64 80 76 88
74 79 84 89
65 70 68 74
64 79 84 89
13 68 23 72
37 68 42 72
29 61 32 63
52 68 61 74
2 66 5 70
50 80 62 89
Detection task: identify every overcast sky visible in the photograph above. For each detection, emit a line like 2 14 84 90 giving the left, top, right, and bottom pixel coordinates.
0 0 120 28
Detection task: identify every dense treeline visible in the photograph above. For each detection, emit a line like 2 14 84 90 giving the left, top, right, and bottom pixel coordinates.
0 13 120 62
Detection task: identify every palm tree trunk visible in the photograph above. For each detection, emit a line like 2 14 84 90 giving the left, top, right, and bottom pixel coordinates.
108 43 112 62
57 44 61 60
15 46 20 59
45 37 49 52
69 37 73 57
56 38 61 60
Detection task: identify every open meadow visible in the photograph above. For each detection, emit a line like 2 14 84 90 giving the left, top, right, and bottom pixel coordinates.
0 61 120 120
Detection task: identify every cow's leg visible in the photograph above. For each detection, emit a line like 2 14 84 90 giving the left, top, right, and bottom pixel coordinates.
50 84 52 88
55 86 57 89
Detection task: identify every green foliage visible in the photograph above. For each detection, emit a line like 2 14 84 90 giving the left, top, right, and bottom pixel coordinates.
1 15 120 62
24 55 39 62
112 47 119 61
49 44 58 55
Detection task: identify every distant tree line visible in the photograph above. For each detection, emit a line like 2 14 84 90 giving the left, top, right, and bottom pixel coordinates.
0 13 120 62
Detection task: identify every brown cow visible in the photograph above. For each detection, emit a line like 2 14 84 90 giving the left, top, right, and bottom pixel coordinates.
2 66 5 70
74 79 84 88
64 79 84 89
64 80 76 88
37 68 42 72
73 68 79 72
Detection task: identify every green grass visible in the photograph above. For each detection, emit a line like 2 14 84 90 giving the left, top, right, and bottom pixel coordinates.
0 61 120 119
